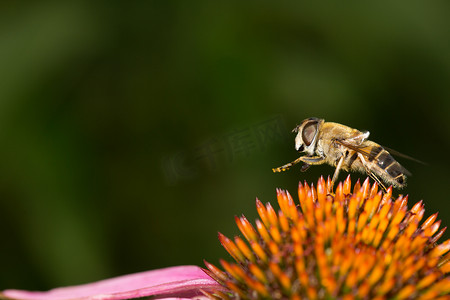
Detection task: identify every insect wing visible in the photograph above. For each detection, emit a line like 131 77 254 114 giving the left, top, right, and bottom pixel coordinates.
380 145 427 165
335 139 412 176
334 139 374 158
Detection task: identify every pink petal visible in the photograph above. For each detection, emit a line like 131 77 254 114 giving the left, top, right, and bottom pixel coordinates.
2 265 225 300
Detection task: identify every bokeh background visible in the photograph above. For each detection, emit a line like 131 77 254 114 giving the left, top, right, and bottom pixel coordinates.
1 1 450 291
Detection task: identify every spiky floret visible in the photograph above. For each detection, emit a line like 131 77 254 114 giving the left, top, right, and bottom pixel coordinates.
204 176 450 300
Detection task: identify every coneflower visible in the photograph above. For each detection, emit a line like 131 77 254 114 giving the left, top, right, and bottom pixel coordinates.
204 176 450 300
2 176 449 300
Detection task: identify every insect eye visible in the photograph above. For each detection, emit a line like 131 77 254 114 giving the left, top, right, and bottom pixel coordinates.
302 121 318 146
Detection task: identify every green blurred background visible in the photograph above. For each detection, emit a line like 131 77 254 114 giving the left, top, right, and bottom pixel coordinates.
1 1 450 291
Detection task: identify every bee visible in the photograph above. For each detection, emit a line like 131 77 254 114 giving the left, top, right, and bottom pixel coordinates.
272 117 411 191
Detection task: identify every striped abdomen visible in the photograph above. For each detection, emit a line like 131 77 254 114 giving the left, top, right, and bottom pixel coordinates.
367 145 408 188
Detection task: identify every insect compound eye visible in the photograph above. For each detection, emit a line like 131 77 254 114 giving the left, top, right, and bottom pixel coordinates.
302 121 318 146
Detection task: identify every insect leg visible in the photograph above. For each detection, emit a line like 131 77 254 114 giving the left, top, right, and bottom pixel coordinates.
331 156 344 189
300 163 310 172
272 157 303 172
299 156 329 187
368 172 387 193
273 156 326 173
358 153 387 192
299 156 326 165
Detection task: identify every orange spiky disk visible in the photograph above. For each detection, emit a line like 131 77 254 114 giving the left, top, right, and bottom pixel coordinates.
205 176 450 299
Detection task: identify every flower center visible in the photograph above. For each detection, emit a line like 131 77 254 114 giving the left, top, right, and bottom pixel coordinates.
204 176 450 299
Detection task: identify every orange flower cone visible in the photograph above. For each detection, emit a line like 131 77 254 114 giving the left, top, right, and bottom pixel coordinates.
205 176 450 299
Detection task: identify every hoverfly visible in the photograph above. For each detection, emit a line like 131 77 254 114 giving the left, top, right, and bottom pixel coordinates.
273 117 413 191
